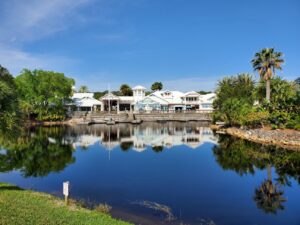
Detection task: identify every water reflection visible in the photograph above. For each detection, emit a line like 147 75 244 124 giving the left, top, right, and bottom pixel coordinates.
0 126 75 177
213 135 300 214
0 123 300 224
70 122 218 152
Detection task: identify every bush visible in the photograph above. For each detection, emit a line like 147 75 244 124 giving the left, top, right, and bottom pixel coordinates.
242 110 269 128
95 203 112 214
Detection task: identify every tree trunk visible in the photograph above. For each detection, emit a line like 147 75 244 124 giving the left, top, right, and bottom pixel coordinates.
267 164 272 181
266 79 271 101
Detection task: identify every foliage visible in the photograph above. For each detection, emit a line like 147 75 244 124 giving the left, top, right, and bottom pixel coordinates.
0 65 20 131
197 90 212 95
151 82 163 91
15 69 75 121
213 73 255 126
78 85 89 93
95 203 112 214
94 91 108 99
252 48 284 101
256 77 299 129
0 182 131 225
119 84 133 96
242 110 269 128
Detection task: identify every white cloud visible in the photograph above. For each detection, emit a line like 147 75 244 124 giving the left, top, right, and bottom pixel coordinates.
0 45 78 75
0 0 92 76
0 0 93 43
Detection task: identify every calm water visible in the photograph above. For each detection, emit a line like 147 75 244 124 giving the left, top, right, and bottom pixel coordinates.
0 122 299 225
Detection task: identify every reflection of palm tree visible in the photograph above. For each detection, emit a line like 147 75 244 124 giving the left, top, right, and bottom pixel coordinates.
152 145 164 153
120 142 133 151
254 164 286 214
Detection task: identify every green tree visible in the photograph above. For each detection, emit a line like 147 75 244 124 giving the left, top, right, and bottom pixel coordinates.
151 82 163 91
94 91 108 99
15 69 75 121
213 73 255 126
256 77 299 128
197 90 212 95
78 85 89 93
119 84 133 96
0 65 19 131
252 48 284 101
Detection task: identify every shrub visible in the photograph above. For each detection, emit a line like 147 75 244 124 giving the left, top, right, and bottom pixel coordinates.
95 203 112 214
242 110 269 128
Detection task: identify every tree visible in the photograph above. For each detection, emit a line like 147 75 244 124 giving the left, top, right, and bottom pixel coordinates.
151 82 163 91
119 84 133 96
0 65 19 131
252 48 284 101
78 85 89 93
94 91 108 100
15 69 75 121
213 73 255 126
256 77 299 128
198 90 212 95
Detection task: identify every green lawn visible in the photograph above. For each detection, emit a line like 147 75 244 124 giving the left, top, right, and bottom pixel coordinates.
0 183 132 225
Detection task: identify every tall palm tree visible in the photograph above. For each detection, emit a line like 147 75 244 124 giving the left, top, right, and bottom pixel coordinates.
251 48 284 101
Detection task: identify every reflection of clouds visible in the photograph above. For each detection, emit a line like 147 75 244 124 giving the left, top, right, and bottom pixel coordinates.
69 123 217 152
73 135 100 148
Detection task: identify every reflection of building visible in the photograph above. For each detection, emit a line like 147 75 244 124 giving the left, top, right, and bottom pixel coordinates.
69 122 217 152
69 86 215 112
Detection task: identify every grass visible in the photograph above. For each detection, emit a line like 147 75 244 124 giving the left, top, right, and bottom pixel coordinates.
0 183 132 225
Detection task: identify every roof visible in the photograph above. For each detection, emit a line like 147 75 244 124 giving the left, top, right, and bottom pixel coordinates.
72 93 94 99
200 93 216 102
183 91 200 97
100 93 120 100
73 97 102 107
132 85 146 90
150 90 185 104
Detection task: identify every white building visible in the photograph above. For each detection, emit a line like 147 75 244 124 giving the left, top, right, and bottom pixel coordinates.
135 89 215 112
70 86 215 112
70 93 102 111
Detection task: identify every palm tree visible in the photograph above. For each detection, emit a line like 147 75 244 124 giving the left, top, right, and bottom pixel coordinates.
251 48 284 101
119 84 133 96
151 82 163 91
78 85 89 93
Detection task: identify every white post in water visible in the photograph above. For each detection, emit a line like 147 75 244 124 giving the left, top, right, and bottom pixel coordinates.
63 181 70 205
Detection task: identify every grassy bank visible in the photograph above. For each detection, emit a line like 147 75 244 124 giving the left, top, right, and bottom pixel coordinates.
0 183 132 225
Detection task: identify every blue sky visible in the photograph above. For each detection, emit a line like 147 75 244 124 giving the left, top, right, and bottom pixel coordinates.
0 0 299 91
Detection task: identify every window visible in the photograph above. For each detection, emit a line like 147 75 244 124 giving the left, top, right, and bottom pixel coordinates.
201 103 212 108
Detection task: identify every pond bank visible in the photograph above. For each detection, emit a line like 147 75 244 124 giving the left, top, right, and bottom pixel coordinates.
24 112 213 126
0 182 132 225
211 125 300 151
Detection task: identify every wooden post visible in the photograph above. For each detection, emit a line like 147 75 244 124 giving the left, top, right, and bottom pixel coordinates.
63 181 70 206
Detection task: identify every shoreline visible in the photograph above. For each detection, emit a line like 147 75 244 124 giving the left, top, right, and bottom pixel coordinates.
211 125 300 151
0 182 132 225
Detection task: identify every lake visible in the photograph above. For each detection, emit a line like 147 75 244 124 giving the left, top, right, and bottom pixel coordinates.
0 122 299 225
